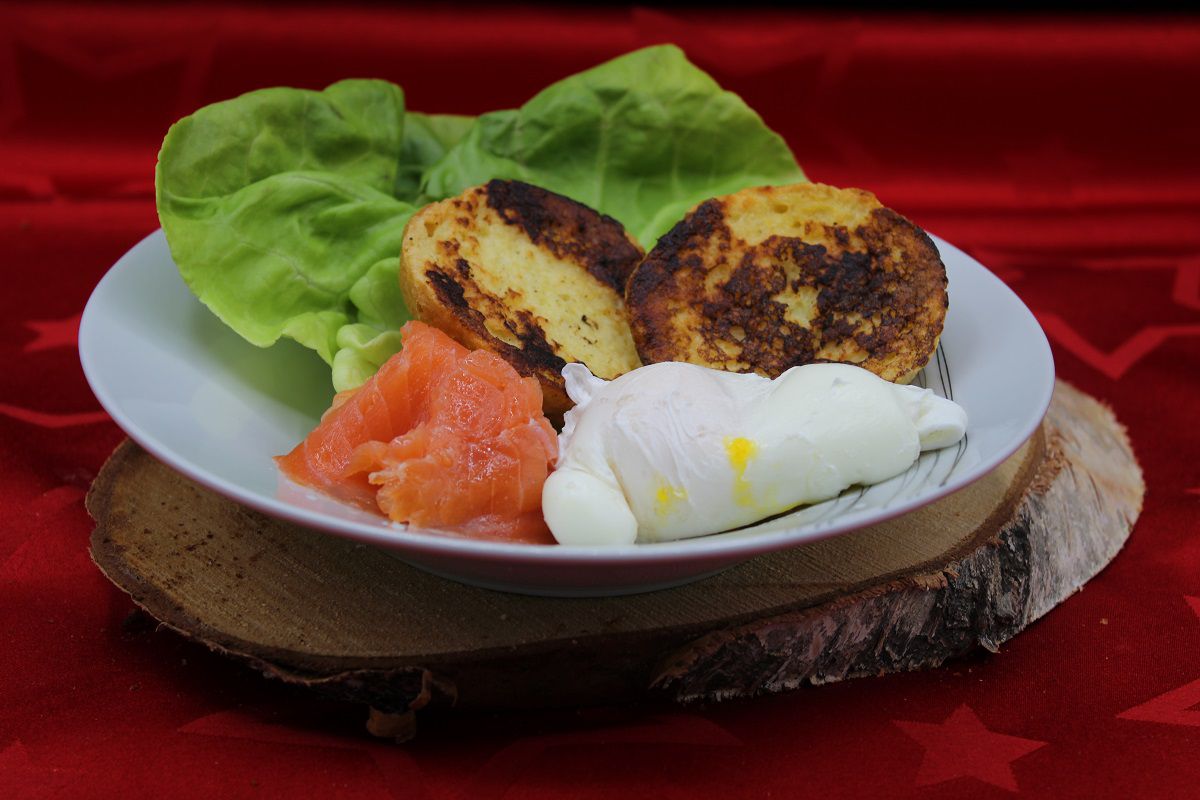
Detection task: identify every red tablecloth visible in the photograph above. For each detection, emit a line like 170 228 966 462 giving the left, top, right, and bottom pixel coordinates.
3 5 1199 798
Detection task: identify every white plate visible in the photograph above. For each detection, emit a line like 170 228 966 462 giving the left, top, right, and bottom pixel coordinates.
80 230 1053 596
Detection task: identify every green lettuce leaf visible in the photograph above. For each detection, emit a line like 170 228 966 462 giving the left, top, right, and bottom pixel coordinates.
156 80 416 363
329 113 474 389
331 258 413 391
156 47 805 393
421 45 805 248
394 112 477 201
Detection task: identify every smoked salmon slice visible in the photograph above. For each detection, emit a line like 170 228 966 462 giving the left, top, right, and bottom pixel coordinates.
277 321 558 544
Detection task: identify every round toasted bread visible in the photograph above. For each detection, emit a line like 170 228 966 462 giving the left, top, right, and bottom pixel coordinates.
626 183 947 384
400 180 644 420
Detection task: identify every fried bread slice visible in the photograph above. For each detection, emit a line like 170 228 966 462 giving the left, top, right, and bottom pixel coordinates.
400 180 644 419
626 183 947 383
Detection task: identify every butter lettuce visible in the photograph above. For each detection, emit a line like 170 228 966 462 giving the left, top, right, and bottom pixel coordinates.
394 112 476 201
156 46 805 392
156 80 417 363
331 258 412 391
422 45 805 247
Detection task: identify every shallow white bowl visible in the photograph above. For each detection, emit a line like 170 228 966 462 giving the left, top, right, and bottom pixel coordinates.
80 230 1053 596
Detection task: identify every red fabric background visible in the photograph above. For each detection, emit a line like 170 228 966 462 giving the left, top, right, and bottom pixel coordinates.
3 4 1199 798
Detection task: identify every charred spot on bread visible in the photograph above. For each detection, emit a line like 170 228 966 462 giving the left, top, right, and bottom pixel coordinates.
401 180 643 420
484 180 641 291
627 183 948 384
421 264 572 378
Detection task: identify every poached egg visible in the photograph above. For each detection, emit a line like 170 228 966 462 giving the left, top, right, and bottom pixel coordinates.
541 361 967 546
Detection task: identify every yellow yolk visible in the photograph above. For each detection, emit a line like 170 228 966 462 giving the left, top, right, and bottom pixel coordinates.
654 480 689 517
541 361 968 546
724 436 759 507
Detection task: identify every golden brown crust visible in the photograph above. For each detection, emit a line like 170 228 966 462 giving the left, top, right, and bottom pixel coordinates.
626 183 947 383
400 180 644 420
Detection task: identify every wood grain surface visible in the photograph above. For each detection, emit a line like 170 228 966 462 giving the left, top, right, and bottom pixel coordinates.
87 380 1142 739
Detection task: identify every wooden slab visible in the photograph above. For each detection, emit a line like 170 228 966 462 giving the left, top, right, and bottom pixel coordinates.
87 380 1142 739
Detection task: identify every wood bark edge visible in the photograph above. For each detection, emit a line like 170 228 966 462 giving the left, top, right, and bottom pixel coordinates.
85 381 1143 726
650 383 1142 702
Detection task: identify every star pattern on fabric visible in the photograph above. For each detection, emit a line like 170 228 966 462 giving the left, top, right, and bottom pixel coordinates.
7 312 108 429
1027 259 1200 380
1117 597 1200 727
894 704 1046 792
23 312 81 352
1 486 89 583
0 403 109 429
1035 313 1200 380
969 253 1200 381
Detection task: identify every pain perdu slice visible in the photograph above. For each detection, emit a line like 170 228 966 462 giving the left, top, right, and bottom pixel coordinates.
400 179 644 421
626 183 948 384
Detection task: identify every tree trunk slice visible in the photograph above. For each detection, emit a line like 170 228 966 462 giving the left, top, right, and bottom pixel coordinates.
87 380 1142 739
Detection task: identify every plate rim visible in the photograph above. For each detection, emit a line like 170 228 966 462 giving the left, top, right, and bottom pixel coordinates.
79 228 1055 567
